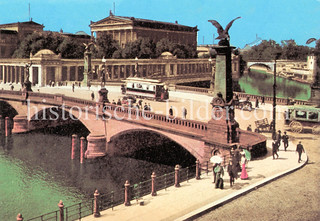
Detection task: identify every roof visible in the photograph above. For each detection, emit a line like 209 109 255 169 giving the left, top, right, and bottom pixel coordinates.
0 20 44 28
288 105 320 111
91 15 198 32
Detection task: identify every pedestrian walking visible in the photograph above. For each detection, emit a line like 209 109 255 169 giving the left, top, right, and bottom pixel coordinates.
169 106 173 116
276 130 282 150
72 83 75 92
91 91 95 101
227 161 237 187
255 97 259 108
282 131 289 151
214 163 224 189
296 141 305 163
212 163 217 183
272 140 279 159
240 152 248 180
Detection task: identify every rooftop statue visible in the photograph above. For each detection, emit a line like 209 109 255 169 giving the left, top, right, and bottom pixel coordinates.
208 17 241 46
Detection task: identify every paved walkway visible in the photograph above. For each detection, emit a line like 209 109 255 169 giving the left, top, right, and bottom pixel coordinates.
82 138 307 221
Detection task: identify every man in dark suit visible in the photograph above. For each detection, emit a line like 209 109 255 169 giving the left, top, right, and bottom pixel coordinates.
282 131 289 151
296 141 305 163
272 141 279 160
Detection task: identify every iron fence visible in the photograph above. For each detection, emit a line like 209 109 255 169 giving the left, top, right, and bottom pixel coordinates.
25 162 208 221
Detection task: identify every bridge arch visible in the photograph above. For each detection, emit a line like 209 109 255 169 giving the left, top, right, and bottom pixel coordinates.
28 106 91 135
108 128 202 165
0 101 19 118
248 63 272 71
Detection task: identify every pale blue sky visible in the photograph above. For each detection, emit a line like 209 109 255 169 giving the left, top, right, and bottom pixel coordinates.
0 0 319 48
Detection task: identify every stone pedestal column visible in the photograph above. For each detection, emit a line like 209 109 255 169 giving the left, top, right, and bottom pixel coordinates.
85 133 106 159
12 115 29 134
213 46 235 103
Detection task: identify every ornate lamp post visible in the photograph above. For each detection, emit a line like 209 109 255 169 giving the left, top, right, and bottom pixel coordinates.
272 53 281 140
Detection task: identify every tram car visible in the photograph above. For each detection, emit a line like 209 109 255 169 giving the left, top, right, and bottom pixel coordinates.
285 105 320 134
123 77 169 101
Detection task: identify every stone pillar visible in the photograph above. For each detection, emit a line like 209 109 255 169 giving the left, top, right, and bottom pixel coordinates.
124 180 131 206
11 115 29 134
80 137 85 164
83 51 91 87
16 213 23 221
58 200 64 221
174 165 180 187
196 159 201 180
71 134 77 160
93 189 101 217
213 46 235 103
5 117 11 137
151 172 157 196
85 133 106 159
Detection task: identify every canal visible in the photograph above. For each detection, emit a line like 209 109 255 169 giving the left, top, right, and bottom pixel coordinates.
0 123 195 220
239 69 311 101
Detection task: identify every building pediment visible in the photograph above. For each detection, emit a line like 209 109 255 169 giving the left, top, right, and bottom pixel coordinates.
90 16 133 28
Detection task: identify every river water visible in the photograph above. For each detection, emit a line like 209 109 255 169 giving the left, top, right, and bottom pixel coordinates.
0 124 194 220
238 69 311 100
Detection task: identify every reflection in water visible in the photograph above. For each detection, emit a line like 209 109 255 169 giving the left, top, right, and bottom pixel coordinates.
0 126 195 220
239 69 311 100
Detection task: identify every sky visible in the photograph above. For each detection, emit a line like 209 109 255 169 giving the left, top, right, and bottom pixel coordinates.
0 0 319 48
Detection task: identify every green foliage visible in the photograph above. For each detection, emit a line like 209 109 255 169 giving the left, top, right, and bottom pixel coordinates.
12 32 85 58
57 37 84 59
241 39 314 61
92 33 119 59
155 38 197 58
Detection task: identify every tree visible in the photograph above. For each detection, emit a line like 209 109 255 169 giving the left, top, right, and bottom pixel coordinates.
12 32 85 59
92 33 119 59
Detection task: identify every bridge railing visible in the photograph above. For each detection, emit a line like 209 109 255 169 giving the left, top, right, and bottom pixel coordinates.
175 85 209 94
103 103 208 136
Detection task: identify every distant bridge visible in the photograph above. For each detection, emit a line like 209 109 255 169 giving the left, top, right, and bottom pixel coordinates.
246 60 276 72
0 90 266 165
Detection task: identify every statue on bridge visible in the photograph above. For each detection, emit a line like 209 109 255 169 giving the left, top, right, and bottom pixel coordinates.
208 17 241 46
23 62 33 92
83 40 96 87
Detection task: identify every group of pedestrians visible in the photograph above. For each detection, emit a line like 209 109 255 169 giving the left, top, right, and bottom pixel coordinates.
213 146 251 189
271 130 305 163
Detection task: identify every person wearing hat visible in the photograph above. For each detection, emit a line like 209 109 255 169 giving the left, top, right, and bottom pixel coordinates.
276 130 282 150
296 141 305 163
282 131 289 151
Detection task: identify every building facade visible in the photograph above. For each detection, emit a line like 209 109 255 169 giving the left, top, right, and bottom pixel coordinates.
90 12 198 49
0 21 44 58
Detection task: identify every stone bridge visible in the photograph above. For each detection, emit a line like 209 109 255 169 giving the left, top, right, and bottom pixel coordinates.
247 60 275 72
0 90 266 165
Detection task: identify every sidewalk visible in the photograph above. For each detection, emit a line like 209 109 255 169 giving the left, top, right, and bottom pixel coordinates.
82 139 307 221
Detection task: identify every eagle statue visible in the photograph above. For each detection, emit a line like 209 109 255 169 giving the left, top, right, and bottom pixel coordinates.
208 17 241 46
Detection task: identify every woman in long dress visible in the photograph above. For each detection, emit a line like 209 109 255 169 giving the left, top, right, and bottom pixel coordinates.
240 152 248 180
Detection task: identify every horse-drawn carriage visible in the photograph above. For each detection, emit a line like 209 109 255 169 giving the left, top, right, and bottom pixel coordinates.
233 98 253 111
285 105 320 134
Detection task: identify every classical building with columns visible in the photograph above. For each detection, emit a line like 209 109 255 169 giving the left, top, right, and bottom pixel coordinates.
90 12 198 49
